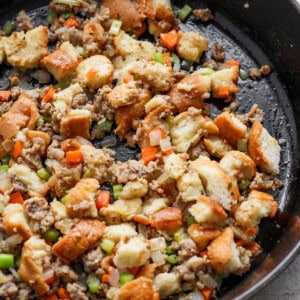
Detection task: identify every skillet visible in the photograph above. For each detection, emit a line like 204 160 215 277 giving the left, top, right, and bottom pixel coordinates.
0 0 299 299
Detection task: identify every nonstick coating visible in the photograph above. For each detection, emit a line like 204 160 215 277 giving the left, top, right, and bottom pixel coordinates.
0 1 299 299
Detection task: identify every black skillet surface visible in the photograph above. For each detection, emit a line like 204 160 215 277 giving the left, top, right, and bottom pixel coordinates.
0 1 299 299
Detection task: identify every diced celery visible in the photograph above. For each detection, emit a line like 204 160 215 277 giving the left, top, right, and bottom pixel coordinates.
109 20 122 36
153 52 165 65
101 239 115 254
0 254 14 269
113 184 123 200
87 273 101 294
178 4 192 21
237 138 248 152
0 165 9 173
186 216 196 227
166 246 175 255
3 21 15 36
37 168 51 181
166 254 178 265
96 118 113 133
239 179 250 191
171 53 180 65
195 68 215 75
174 232 188 242
166 115 174 127
61 12 73 20
1 155 11 165
120 272 134 285
53 0 80 6
60 195 67 204
43 228 60 242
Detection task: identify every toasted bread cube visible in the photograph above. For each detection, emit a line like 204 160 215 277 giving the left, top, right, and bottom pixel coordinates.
2 26 48 68
18 236 51 295
145 95 169 113
220 150 256 183
153 273 181 298
50 200 68 221
164 153 186 180
142 198 168 215
177 171 204 202
188 196 228 224
120 277 155 300
76 55 114 90
207 227 242 274
8 164 49 197
248 120 281 174
211 66 239 98
104 224 137 243
41 42 78 82
60 109 92 139
170 108 219 153
52 219 105 263
176 31 208 63
203 135 233 159
120 179 148 200
3 204 32 241
65 178 99 218
235 190 275 228
113 236 151 269
53 83 83 106
214 112 247 146
190 159 240 211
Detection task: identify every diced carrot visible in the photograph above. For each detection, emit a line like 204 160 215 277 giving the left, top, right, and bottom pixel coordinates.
163 52 172 67
226 60 240 67
160 29 178 50
269 201 278 218
245 227 257 235
133 214 151 226
95 190 110 209
216 86 230 98
57 288 70 299
141 147 158 166
244 241 261 255
201 287 213 300
0 190 3 195
127 266 140 276
45 273 56 285
235 239 245 247
133 21 147 36
9 192 24 205
86 68 98 79
0 91 12 102
77 56 84 63
65 150 83 164
42 295 58 300
123 75 134 84
162 148 173 156
199 250 208 257
102 273 110 283
42 87 56 103
12 141 24 158
63 17 79 27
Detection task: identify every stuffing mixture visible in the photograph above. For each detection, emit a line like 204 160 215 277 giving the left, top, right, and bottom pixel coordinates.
0 1 281 299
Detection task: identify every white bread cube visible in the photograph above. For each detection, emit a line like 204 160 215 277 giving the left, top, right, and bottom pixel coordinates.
120 179 148 200
176 31 208 63
53 83 83 106
145 95 169 113
50 200 68 221
76 55 114 90
104 224 137 243
113 236 150 268
248 120 281 174
153 273 181 298
142 198 168 215
203 135 233 159
164 153 186 180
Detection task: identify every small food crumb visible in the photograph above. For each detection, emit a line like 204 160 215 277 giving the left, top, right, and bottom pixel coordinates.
244 2 250 9
193 8 214 22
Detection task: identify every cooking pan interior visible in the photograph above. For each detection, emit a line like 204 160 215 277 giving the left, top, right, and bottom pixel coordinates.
0 0 299 299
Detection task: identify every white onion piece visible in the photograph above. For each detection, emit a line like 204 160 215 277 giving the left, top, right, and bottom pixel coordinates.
149 130 162 146
190 292 205 300
43 268 54 280
149 237 166 252
109 268 120 287
106 45 116 57
160 138 172 152
75 136 92 145
31 70 51 84
6 234 23 246
9 268 21 281
173 63 181 72
113 56 123 69
151 251 165 265
137 224 148 238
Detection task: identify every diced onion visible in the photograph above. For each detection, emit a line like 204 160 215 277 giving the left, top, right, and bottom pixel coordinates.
43 268 54 281
150 130 163 146
113 56 123 69
31 70 51 84
106 45 116 57
149 237 167 252
173 63 181 72
109 268 120 287
159 138 172 152
6 234 23 246
190 292 205 300
151 251 165 265
9 268 21 281
75 136 92 145
137 224 148 238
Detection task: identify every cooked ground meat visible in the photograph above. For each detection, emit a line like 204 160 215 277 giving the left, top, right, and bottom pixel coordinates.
175 264 195 282
202 59 218 70
0 281 18 298
8 175 28 194
68 28 84 46
94 86 115 120
16 10 34 32
250 172 283 191
188 141 210 160
0 101 13 116
67 283 89 300
82 246 104 272
211 43 225 61
9 74 21 87
193 8 214 22
53 258 79 283
16 282 33 299
10 86 21 99
24 197 54 233
248 67 262 80
178 239 197 259
237 103 265 125
260 64 271 75
40 101 55 116
72 93 89 109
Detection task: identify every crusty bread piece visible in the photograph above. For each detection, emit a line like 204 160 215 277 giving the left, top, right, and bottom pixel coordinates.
142 197 168 215
120 277 155 300
169 74 211 112
113 236 151 268
65 178 99 218
214 111 247 146
220 150 256 183
60 109 92 139
207 227 242 274
52 219 105 263
248 120 281 174
188 196 227 225
53 83 83 107
153 273 180 299
188 224 221 251
76 55 114 90
176 31 208 63
120 178 148 199
82 22 105 52
41 43 78 82
203 135 233 159
164 153 186 180
104 223 137 243
26 130 50 148
3 204 32 240
18 236 51 296
190 159 240 211
2 26 48 68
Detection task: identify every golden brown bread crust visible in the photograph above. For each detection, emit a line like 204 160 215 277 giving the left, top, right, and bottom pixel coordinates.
60 114 91 139
197 196 228 219
207 227 234 273
102 0 145 32
52 219 105 262
248 189 274 202
169 74 211 112
119 276 155 300
65 178 99 218
188 224 221 251
213 111 246 146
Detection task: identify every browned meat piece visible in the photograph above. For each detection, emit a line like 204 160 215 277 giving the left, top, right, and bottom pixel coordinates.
0 280 18 298
16 10 34 32
66 283 89 300
52 258 79 283
211 43 225 61
193 8 214 22
248 68 261 80
52 219 105 263
82 246 104 272
260 65 271 75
